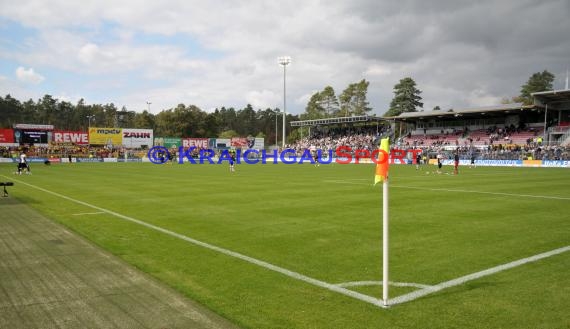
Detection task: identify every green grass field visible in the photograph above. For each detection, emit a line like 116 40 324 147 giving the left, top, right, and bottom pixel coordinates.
1 161 569 328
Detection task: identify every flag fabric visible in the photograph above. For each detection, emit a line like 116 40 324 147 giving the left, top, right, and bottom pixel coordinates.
374 138 390 185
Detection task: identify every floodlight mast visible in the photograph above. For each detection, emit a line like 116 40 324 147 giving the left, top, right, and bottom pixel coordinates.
278 56 291 149
86 115 95 150
273 109 281 146
86 115 95 128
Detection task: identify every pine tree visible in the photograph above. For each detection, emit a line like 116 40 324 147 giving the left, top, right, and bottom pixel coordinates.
339 79 371 117
520 70 555 105
384 77 423 117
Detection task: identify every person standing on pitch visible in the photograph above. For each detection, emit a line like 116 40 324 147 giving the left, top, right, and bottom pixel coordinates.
454 150 459 175
18 150 31 175
416 152 422 170
313 150 320 167
229 149 236 172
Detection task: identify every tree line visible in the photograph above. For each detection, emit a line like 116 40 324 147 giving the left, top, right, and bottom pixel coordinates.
0 95 300 144
0 79 377 144
0 71 555 143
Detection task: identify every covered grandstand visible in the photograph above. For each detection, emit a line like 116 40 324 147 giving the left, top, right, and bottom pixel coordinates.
286 92 570 164
389 89 570 149
289 115 390 152
532 89 570 145
290 115 387 134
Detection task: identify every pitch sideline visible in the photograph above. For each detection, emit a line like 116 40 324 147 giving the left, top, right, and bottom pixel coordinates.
3 176 386 308
389 245 570 305
5 176 568 308
324 179 570 200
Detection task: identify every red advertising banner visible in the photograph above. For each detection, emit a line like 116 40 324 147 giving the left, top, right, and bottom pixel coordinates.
182 138 209 148
230 137 247 147
53 131 89 144
0 129 15 143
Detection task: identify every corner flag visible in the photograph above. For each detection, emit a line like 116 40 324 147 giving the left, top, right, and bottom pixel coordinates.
374 138 390 185
374 137 391 307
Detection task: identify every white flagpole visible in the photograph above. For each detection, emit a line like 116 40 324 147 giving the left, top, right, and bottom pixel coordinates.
382 178 389 306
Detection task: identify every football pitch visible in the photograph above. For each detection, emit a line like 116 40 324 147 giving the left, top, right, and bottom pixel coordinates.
1 162 569 328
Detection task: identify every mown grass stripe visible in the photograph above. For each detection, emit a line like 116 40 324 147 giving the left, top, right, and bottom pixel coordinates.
389 246 570 306
3 175 386 308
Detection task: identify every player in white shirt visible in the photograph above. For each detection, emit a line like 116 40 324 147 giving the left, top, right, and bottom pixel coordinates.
17 151 31 175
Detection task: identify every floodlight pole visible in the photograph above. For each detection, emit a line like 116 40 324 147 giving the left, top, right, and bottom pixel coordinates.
274 109 281 146
543 103 548 142
278 56 291 149
86 115 95 151
86 115 95 129
146 101 152 112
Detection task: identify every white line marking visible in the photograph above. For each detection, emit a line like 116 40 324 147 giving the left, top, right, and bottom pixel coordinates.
324 178 369 181
391 186 570 201
72 212 105 216
325 171 521 182
389 246 570 306
324 180 372 186
3 176 386 308
336 281 432 289
324 180 570 200
8 176 569 308
391 172 523 179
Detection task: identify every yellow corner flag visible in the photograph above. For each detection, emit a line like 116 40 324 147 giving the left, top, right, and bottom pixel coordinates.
374 138 390 185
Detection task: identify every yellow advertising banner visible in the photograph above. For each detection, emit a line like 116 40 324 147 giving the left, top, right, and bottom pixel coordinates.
522 160 542 167
88 128 123 145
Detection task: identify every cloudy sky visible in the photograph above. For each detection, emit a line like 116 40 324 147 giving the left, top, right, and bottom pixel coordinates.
0 0 569 116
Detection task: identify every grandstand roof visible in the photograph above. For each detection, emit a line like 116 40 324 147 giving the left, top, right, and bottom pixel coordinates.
391 103 533 121
532 89 570 109
290 115 386 127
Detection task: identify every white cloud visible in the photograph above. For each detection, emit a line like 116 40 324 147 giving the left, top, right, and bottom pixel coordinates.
465 88 502 107
53 92 84 104
246 90 280 110
365 64 392 77
1 0 569 116
77 43 107 65
15 67 45 84
0 75 38 100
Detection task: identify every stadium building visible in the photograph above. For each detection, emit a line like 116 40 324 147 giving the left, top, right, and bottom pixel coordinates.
289 90 570 165
390 89 570 149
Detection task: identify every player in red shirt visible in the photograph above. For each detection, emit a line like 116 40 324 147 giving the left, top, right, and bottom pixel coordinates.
454 151 459 175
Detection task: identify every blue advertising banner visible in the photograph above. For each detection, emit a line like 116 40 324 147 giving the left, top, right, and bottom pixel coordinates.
77 158 104 163
542 160 570 167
